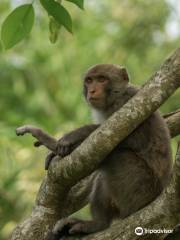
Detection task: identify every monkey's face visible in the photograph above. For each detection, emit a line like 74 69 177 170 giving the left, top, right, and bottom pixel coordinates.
84 74 110 109
83 64 129 110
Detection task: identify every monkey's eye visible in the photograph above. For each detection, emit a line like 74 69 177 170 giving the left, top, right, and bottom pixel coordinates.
98 76 107 83
85 77 93 84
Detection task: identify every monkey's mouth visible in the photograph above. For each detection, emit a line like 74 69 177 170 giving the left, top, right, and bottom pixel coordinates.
89 97 101 102
89 98 105 108
89 98 101 104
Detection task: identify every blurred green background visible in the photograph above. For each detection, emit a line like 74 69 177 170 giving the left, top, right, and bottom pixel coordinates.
0 0 179 239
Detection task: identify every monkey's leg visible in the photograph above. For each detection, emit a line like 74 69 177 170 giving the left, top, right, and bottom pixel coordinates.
69 175 112 234
16 125 57 152
68 175 112 235
49 175 112 238
69 195 112 235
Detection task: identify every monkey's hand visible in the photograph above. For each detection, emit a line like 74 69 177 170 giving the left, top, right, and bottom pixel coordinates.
56 124 99 157
56 133 80 157
44 137 75 169
16 125 39 136
16 125 43 146
16 125 57 152
44 132 78 170
45 124 99 170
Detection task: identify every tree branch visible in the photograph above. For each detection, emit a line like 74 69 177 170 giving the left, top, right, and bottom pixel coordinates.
164 110 180 138
11 48 180 240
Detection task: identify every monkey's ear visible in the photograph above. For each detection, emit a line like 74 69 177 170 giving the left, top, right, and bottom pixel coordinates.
121 67 129 82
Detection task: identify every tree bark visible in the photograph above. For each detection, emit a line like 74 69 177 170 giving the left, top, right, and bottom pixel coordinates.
164 110 180 138
11 48 180 240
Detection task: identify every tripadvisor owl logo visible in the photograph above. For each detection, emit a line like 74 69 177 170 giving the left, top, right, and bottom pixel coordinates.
135 226 173 236
135 227 144 236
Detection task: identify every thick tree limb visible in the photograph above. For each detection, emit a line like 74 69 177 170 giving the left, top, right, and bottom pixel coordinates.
164 110 180 138
11 48 180 240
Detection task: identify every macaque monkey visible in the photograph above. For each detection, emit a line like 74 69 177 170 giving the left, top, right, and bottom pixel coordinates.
16 64 172 239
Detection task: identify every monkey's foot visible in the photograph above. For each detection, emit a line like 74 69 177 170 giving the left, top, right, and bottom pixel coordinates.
52 218 84 237
16 125 35 136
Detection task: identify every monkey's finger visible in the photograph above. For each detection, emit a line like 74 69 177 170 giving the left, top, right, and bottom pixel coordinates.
45 152 56 170
16 127 26 136
34 141 43 147
45 156 51 170
68 219 84 235
57 145 64 156
53 218 81 235
69 223 83 235
62 146 68 156
60 146 70 157
65 146 72 156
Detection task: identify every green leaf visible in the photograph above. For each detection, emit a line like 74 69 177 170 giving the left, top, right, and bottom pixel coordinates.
1 4 34 50
65 0 84 10
49 16 61 43
40 0 73 33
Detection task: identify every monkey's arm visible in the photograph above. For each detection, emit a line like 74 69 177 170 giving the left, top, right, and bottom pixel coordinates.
16 125 57 152
56 124 99 156
16 124 99 170
44 124 99 170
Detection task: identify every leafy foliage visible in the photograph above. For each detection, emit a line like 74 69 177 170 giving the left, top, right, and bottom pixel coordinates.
0 0 84 49
40 0 73 33
1 4 34 49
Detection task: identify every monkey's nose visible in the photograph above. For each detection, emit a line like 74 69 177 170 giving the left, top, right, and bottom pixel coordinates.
89 89 96 94
89 88 96 93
